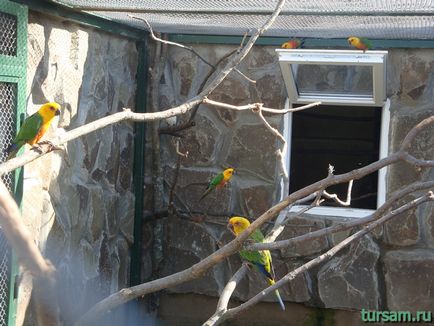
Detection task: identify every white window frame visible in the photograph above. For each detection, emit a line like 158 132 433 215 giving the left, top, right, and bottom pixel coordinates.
276 49 388 106
277 49 390 218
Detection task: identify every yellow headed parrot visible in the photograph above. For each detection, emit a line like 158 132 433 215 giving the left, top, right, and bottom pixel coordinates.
228 216 285 311
7 102 61 159
347 37 372 52
199 168 235 201
281 38 304 49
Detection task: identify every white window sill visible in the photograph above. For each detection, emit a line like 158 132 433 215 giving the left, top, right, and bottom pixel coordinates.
289 205 375 218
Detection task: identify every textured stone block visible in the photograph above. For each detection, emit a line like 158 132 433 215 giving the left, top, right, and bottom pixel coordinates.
227 123 277 181
162 218 228 296
382 196 420 246
383 249 434 312
318 235 380 310
278 215 329 258
168 113 223 167
283 258 311 303
387 50 434 104
238 183 275 217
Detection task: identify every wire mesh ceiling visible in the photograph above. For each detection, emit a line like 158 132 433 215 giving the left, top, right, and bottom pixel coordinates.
54 0 434 39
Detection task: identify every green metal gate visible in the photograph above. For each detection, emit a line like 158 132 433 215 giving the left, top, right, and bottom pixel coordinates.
0 0 27 325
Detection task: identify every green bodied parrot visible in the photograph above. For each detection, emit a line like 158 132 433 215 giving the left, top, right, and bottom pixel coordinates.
7 102 61 159
199 168 234 201
228 216 285 311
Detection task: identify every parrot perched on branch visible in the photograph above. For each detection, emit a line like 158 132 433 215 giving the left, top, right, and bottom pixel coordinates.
347 36 372 52
281 38 304 49
227 216 286 311
7 102 61 159
199 168 235 201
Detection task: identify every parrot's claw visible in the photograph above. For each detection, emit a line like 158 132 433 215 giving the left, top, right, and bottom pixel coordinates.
33 141 63 153
32 143 44 154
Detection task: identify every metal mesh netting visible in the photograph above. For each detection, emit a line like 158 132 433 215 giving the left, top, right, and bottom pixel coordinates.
55 0 434 39
0 234 10 326
0 82 16 326
0 83 16 190
0 11 17 56
0 83 16 326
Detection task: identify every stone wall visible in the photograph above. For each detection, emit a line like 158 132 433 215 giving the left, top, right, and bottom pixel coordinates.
17 12 138 325
155 43 434 317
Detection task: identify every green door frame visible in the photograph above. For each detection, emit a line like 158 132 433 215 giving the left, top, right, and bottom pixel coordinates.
0 1 27 325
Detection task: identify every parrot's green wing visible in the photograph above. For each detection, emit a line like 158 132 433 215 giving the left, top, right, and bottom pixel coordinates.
360 38 373 49
209 172 224 187
13 112 43 143
238 227 285 310
239 228 274 279
250 229 265 243
199 172 225 200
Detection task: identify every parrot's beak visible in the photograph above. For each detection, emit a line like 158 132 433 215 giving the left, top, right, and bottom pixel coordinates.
227 223 234 235
55 110 60 116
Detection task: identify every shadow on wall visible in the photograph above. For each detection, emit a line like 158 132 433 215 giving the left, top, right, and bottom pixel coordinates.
19 12 137 325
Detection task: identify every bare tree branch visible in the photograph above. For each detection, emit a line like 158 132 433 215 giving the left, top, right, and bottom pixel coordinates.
203 98 321 114
0 181 59 325
129 15 215 69
75 113 434 325
256 106 289 190
129 15 255 85
204 264 249 326
248 178 434 251
212 192 434 325
323 179 353 206
168 139 188 216
2 0 289 177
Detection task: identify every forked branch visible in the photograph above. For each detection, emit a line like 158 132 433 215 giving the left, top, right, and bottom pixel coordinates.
210 192 434 325
75 113 434 325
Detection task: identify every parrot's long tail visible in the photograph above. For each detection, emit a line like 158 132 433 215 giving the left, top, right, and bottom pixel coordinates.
268 279 285 311
274 289 286 311
6 143 21 160
199 186 213 201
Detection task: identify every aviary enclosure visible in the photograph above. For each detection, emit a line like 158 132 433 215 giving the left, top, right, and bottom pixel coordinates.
0 0 434 325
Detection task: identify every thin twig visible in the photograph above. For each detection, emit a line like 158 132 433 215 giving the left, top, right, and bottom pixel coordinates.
203 98 321 114
175 139 188 157
265 191 324 243
256 106 288 185
168 140 188 216
159 49 237 136
129 15 215 69
130 15 255 85
234 68 256 83
248 178 434 251
323 180 353 206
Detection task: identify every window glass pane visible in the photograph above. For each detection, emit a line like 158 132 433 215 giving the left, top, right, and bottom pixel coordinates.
292 64 373 98
289 105 381 209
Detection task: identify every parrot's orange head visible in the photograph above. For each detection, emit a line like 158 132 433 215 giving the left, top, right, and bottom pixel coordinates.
281 39 302 49
227 216 250 236
348 37 359 46
38 102 61 121
223 168 235 180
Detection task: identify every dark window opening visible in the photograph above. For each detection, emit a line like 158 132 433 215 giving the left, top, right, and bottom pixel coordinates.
289 105 382 209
